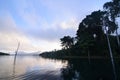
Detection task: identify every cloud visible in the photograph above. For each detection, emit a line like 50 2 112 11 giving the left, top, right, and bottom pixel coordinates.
59 17 79 30
0 11 62 53
9 0 78 40
29 38 61 52
0 12 38 52
20 16 78 41
0 11 18 33
0 32 37 52
0 0 113 53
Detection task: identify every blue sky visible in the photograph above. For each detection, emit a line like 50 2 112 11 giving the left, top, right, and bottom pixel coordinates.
0 0 112 53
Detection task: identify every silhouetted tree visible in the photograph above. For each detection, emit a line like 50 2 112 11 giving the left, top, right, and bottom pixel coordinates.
60 36 74 49
76 10 118 56
76 11 106 55
103 0 120 47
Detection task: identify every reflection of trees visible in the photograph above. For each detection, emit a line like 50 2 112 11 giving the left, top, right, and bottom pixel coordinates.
61 59 119 80
61 64 80 80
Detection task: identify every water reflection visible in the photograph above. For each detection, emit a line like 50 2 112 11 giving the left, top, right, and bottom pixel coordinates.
0 56 120 80
61 59 120 80
0 56 67 80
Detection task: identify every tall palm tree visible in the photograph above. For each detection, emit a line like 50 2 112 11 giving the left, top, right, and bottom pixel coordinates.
103 13 117 80
104 1 120 48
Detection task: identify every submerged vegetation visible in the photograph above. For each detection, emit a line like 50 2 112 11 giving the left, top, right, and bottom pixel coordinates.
40 0 120 58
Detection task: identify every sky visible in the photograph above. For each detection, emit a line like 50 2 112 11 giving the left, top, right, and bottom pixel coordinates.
0 0 113 53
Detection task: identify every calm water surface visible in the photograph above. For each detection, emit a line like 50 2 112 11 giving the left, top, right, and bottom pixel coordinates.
0 56 120 80
0 56 67 80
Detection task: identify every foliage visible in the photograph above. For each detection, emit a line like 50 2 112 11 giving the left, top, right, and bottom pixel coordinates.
60 36 74 49
40 49 69 59
104 0 120 48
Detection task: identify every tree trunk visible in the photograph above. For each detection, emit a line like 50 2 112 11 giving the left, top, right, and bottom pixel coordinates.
105 27 117 80
115 29 120 48
87 49 90 64
13 42 20 78
14 42 20 65
113 18 120 49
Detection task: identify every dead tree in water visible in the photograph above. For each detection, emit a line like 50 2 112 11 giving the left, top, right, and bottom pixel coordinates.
14 42 20 64
13 42 20 78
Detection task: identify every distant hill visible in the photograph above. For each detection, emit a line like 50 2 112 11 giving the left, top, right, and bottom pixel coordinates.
0 52 9 55
10 51 40 56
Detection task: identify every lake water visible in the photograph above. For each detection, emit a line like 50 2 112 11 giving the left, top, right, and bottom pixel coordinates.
0 56 67 80
0 56 120 80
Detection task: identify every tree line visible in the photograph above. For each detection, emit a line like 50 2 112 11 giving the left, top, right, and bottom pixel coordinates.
40 0 120 58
